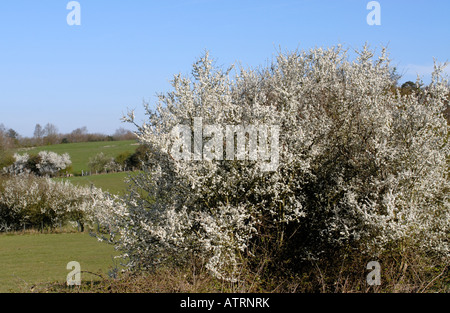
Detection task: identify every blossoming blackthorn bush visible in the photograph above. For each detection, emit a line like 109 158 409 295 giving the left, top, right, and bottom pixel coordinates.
3 151 71 177
0 175 123 232
113 45 449 281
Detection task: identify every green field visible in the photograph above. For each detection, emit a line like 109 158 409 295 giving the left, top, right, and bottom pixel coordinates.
1 141 142 292
55 172 135 196
0 233 120 293
15 140 139 175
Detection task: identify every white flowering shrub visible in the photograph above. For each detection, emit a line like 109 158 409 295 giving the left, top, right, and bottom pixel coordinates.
3 153 31 176
0 175 122 231
115 45 449 281
3 151 72 177
89 152 119 174
36 151 72 176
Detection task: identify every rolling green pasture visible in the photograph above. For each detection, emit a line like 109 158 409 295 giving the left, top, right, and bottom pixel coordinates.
55 172 133 196
15 140 139 175
1 141 142 293
0 233 120 293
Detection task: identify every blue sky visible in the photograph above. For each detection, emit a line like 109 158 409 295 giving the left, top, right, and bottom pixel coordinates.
0 0 449 137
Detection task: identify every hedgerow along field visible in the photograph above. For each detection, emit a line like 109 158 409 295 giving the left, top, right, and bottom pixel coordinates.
14 139 140 193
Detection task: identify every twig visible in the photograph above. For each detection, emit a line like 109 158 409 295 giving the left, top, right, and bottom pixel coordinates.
419 265 448 293
80 270 106 280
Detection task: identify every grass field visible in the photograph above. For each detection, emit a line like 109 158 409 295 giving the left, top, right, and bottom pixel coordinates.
15 140 139 175
55 172 134 196
0 232 120 293
2 141 140 293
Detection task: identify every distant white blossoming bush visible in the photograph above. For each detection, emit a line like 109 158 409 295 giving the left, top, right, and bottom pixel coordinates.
36 151 72 176
113 45 449 281
88 152 120 174
3 151 72 177
3 153 31 176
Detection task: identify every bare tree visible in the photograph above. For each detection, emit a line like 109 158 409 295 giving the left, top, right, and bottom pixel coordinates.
43 123 59 145
69 126 89 143
0 124 16 150
33 124 44 145
113 127 136 140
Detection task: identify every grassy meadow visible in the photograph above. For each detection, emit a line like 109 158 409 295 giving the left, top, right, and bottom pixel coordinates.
15 140 139 175
13 139 141 195
0 232 121 293
55 172 134 196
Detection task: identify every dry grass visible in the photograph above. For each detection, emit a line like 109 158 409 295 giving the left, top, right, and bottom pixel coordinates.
37 248 449 294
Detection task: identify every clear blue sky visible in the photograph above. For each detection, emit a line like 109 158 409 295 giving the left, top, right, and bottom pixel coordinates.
0 0 449 137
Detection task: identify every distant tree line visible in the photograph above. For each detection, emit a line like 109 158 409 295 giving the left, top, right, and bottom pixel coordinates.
0 124 138 175
0 123 136 150
0 124 18 151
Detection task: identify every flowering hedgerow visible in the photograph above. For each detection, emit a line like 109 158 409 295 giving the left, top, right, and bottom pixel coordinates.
0 175 123 232
101 45 450 281
3 151 71 177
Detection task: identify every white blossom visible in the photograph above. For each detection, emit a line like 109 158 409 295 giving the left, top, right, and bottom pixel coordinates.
36 151 72 176
3 151 71 177
107 45 449 280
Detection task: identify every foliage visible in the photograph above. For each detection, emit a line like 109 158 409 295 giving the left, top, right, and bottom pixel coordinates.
88 152 116 174
0 150 15 171
122 145 150 170
90 146 149 173
115 151 133 169
0 124 17 151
